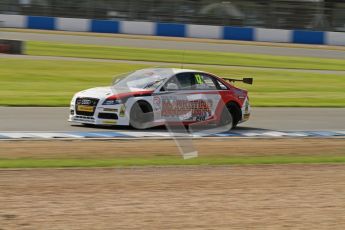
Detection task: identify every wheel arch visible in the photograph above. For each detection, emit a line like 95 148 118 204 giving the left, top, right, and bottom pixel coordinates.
134 99 153 113
225 101 242 127
129 99 154 129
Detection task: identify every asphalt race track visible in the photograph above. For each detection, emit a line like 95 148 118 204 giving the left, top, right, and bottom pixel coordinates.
0 107 344 132
2 31 345 59
1 31 344 134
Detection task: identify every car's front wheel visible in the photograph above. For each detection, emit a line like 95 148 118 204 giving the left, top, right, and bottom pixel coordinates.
130 101 154 129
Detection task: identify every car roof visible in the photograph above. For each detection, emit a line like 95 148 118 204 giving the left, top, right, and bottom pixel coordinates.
171 68 201 74
135 67 205 77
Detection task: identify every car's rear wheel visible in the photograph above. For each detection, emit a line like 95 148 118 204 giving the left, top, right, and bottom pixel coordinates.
219 102 241 131
219 106 233 131
130 101 154 129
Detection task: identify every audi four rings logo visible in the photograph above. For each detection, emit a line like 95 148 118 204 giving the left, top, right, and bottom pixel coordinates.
81 99 91 105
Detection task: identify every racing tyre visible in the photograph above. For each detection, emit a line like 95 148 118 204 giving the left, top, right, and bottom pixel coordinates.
219 102 242 131
130 101 154 129
219 105 233 131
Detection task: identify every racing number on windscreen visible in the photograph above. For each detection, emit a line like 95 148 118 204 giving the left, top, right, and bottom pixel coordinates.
193 73 218 90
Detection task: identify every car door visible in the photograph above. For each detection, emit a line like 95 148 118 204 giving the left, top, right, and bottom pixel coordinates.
188 72 224 122
153 72 222 123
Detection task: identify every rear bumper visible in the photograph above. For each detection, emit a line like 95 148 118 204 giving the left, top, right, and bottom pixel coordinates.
240 98 251 122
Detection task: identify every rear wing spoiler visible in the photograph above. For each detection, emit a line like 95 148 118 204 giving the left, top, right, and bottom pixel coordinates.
222 77 253 85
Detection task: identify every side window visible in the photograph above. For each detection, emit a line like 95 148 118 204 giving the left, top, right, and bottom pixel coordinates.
193 73 218 90
161 72 220 91
217 80 228 90
161 72 194 91
176 72 194 90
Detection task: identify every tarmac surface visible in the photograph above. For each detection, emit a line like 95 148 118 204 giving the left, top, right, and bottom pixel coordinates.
2 31 345 59
0 107 344 132
1 30 344 133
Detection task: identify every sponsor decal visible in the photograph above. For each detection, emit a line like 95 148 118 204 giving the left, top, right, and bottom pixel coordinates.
119 105 126 117
243 99 250 120
77 105 94 112
102 120 117 124
243 113 250 120
234 89 246 100
153 96 161 111
161 96 213 121
245 100 249 114
195 74 203 84
103 108 118 112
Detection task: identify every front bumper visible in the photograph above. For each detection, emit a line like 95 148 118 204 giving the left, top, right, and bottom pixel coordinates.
69 104 127 126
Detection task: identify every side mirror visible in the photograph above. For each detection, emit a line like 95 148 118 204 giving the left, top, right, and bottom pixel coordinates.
166 83 178 91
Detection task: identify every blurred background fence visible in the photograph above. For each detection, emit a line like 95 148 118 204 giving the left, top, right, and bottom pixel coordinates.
0 0 344 32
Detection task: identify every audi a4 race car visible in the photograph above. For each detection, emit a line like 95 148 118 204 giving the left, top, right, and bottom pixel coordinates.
69 68 252 130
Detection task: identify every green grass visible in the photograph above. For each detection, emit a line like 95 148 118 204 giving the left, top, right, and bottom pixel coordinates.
1 155 345 168
0 59 147 106
27 41 345 71
1 58 345 106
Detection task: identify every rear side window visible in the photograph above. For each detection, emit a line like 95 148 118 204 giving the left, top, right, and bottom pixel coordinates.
161 72 223 91
193 73 218 90
217 80 228 90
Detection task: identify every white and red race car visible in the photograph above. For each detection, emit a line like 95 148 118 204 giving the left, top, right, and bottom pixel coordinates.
69 68 251 130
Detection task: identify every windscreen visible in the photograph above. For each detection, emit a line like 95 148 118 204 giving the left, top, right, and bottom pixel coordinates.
112 69 172 90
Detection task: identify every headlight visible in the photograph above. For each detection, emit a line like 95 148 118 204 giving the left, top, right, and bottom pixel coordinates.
102 99 121 105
